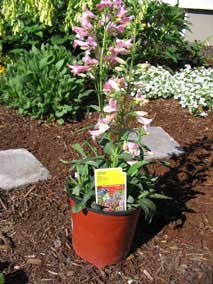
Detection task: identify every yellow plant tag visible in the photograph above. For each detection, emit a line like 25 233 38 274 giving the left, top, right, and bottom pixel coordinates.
95 168 126 211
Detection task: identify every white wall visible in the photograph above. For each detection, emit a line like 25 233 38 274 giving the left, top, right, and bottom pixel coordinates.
162 0 213 10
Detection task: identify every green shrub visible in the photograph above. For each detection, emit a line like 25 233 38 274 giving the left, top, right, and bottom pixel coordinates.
0 0 205 69
135 0 205 69
0 45 93 123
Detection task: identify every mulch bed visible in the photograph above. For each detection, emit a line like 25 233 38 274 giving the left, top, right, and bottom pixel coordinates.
0 99 212 284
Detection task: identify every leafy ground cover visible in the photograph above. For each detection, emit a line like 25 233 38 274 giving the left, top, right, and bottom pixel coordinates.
133 64 213 116
0 98 212 284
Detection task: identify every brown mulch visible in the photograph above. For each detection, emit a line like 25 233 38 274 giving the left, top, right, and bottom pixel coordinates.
0 99 213 284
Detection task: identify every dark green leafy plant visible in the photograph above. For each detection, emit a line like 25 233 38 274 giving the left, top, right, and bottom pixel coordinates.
0 45 93 123
132 0 205 69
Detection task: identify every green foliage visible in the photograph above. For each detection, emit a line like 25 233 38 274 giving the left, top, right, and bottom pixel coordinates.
66 134 169 222
0 0 205 69
0 45 92 123
133 0 205 69
0 1 75 53
0 273 4 284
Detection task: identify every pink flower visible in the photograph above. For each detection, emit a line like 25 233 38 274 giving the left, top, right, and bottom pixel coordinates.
82 52 98 66
67 64 90 75
123 142 140 157
116 38 133 49
83 9 96 19
73 39 88 50
137 117 152 130
87 36 97 49
103 78 120 94
114 24 126 33
120 16 134 25
116 5 127 17
109 46 128 55
89 123 110 141
95 114 115 128
72 26 88 39
96 0 113 10
103 99 117 113
113 0 122 9
135 93 145 101
78 9 96 31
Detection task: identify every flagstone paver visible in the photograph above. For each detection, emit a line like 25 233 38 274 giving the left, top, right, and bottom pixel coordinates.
0 149 50 191
129 126 184 160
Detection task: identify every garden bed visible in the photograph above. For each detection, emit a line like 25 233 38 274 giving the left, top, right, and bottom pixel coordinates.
0 99 212 284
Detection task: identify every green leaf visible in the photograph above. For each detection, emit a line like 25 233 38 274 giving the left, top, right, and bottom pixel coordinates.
118 152 133 160
72 201 86 213
149 193 172 199
72 143 87 158
55 59 65 71
127 195 135 203
89 104 100 111
50 35 68 45
127 160 149 176
57 118 64 125
104 142 115 156
0 273 4 284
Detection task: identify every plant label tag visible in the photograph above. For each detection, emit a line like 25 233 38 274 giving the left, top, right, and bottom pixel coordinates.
95 168 127 211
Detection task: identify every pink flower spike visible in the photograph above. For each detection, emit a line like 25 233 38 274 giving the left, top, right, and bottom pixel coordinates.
103 99 117 113
67 64 90 75
137 117 153 130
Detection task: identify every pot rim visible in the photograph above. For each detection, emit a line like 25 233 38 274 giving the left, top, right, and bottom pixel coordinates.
69 195 140 217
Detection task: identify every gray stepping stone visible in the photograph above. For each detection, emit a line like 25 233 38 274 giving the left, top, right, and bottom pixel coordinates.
0 149 50 191
129 127 184 161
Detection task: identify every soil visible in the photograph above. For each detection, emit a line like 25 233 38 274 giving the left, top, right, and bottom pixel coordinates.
0 99 213 284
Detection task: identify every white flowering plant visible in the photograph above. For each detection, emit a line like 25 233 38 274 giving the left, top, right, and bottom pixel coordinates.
66 0 169 222
132 64 213 117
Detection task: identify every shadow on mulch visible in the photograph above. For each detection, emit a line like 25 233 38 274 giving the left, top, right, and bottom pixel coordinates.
132 136 212 251
0 262 28 284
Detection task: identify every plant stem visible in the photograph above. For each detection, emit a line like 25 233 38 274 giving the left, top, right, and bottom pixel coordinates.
98 23 108 114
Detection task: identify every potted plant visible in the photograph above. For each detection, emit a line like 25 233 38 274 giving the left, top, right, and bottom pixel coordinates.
66 0 169 268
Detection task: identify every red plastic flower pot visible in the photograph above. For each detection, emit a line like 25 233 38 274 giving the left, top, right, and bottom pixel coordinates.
69 197 140 268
